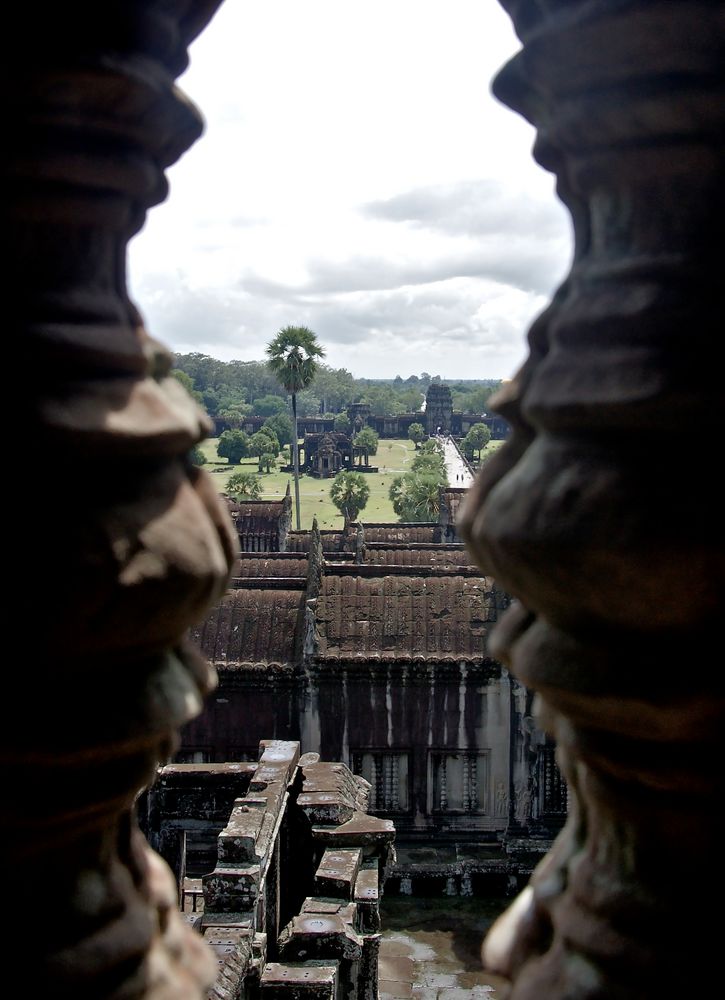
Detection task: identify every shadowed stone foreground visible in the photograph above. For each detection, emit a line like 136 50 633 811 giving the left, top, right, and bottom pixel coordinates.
143 740 395 998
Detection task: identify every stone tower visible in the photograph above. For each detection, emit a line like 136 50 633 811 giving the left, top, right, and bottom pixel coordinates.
425 383 453 434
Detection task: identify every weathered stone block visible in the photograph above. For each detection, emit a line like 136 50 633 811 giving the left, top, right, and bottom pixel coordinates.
298 791 355 825
202 913 254 928
251 741 300 795
203 865 261 912
260 962 338 999
301 899 347 915
204 927 253 1000
279 911 363 962
353 865 380 933
358 933 381 1000
312 812 395 848
255 807 279 863
260 739 301 772
314 848 362 899
218 800 266 862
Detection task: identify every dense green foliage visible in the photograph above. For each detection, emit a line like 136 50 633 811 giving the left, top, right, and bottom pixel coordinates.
295 389 322 416
250 428 280 456
408 422 425 448
353 426 379 462
262 413 293 447
171 368 202 403
219 404 250 428
463 422 491 460
188 445 207 466
172 353 499 422
253 394 287 417
389 472 445 522
451 384 495 414
226 471 263 499
330 471 371 524
388 437 447 521
217 428 250 464
247 428 280 471
334 411 352 434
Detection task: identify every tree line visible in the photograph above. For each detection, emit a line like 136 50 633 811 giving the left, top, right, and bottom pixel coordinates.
173 352 500 422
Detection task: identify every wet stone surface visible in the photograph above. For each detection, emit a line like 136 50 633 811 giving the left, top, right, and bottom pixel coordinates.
379 897 508 1000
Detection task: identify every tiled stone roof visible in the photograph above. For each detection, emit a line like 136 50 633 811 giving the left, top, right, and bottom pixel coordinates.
362 546 474 568
315 574 495 662
286 531 348 554
192 588 303 667
233 554 308 578
362 525 440 544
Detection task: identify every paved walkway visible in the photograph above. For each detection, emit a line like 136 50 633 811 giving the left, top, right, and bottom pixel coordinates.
440 436 474 488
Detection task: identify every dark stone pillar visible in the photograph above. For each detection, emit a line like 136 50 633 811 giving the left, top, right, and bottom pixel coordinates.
460 2 724 997
6 2 235 996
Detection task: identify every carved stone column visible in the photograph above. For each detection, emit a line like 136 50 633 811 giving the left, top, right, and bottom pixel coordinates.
460 2 724 996
5 2 235 996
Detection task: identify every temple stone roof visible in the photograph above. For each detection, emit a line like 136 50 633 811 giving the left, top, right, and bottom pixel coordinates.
314 574 495 662
362 525 440 544
286 530 350 554
362 546 474 568
225 495 292 552
192 588 303 667
233 554 309 578
233 500 287 530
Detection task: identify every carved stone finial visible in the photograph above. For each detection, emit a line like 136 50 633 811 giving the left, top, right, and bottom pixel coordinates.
307 517 324 601
460 1 725 995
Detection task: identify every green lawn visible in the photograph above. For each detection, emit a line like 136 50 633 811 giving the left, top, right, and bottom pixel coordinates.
200 436 505 530
200 437 418 530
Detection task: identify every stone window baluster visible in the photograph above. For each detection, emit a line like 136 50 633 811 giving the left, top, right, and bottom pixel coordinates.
439 755 448 811
463 753 471 812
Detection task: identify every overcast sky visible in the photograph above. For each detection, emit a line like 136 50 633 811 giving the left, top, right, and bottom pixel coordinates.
128 1 572 380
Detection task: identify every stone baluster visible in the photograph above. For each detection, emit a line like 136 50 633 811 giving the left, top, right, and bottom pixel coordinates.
462 752 471 812
384 754 397 811
6 2 235 997
460 1 725 996
371 754 380 811
439 755 448 811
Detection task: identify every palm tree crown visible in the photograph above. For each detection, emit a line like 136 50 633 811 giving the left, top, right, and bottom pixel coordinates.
266 326 325 393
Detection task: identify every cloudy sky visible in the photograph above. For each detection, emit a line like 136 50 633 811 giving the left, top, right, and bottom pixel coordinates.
128 1 572 380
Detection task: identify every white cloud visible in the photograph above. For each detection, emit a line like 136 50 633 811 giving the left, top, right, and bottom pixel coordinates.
128 0 572 379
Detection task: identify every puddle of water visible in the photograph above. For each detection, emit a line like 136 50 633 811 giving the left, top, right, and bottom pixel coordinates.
380 897 509 998
384 931 437 962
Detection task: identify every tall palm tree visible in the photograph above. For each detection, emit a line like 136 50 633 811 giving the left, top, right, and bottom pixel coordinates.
266 325 325 529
